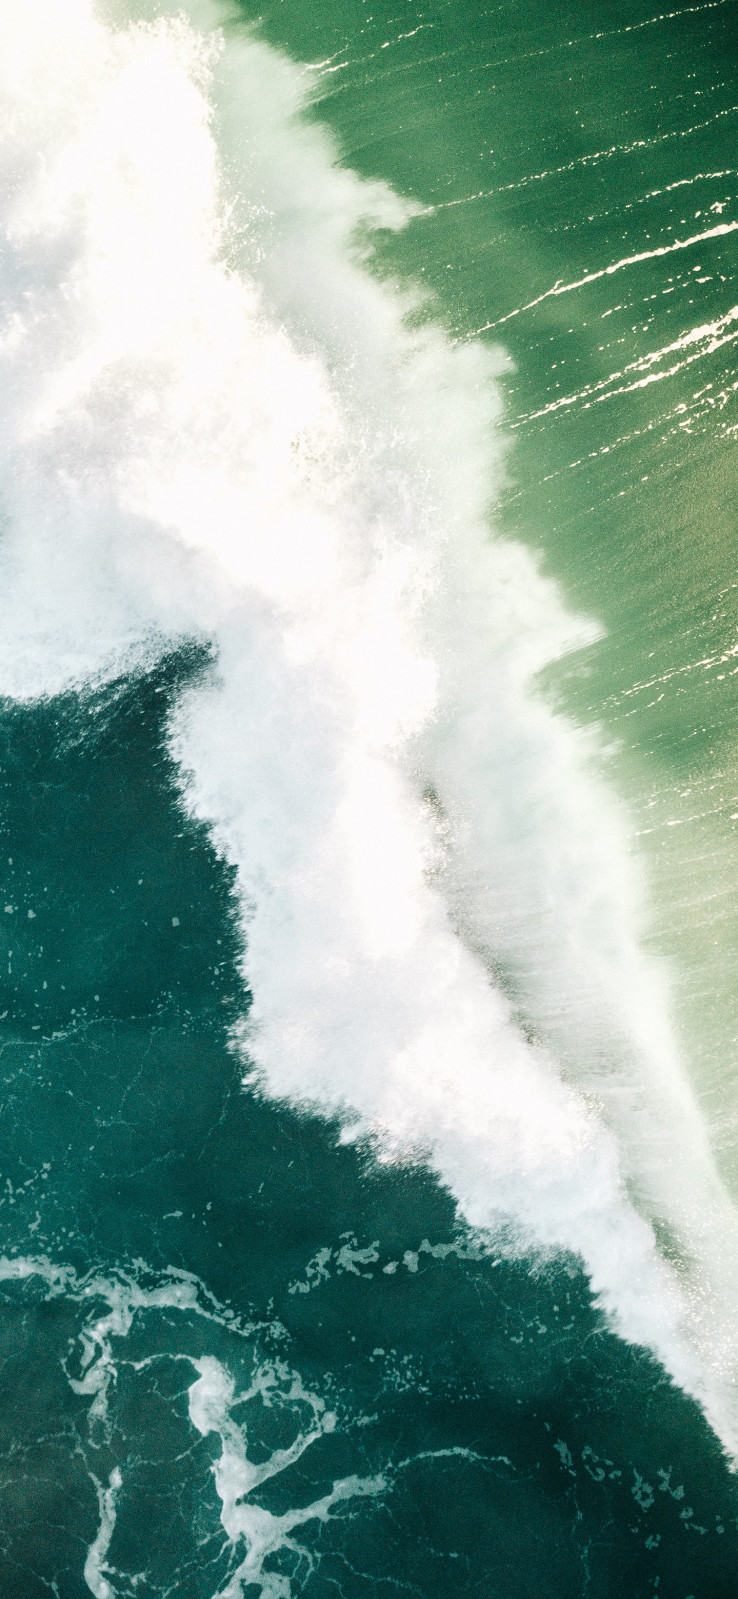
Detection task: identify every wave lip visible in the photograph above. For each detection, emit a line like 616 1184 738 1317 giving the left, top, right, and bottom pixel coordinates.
1 0 738 1461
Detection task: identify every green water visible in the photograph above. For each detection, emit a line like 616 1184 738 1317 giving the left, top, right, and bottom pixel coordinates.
2 1 738 1595
237 0 738 1160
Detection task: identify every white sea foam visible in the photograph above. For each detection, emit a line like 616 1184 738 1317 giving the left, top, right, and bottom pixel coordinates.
83 1468 122 1599
0 1253 372 1598
188 1355 383 1599
1 0 738 1456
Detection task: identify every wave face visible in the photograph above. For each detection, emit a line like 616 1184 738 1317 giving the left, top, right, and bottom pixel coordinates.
1 2 738 1579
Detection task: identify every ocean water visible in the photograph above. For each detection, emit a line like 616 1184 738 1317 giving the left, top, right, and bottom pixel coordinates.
1 1 738 1594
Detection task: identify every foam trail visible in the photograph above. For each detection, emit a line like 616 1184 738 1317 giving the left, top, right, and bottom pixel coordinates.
83 1469 122 1599
0 1254 371 1599
188 1357 383 1598
0 0 738 1459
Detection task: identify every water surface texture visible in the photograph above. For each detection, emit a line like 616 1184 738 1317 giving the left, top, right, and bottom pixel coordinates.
1 2 738 1595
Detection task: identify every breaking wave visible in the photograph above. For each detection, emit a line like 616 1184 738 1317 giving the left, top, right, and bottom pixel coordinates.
1 0 738 1460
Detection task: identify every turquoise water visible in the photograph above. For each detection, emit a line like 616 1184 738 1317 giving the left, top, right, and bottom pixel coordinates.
2 2 738 1594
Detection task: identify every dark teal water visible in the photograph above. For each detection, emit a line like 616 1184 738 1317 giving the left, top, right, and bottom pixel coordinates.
0 669 735 1596
3 1 738 1595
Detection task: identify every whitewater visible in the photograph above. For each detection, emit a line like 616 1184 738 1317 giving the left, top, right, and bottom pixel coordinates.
1 0 737 1478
